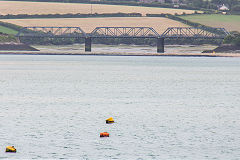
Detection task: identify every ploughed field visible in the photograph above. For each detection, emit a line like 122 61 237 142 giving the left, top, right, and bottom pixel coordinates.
1 17 188 34
181 14 240 32
0 0 197 16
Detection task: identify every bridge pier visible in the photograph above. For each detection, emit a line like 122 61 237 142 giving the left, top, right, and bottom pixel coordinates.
157 38 164 53
85 37 92 52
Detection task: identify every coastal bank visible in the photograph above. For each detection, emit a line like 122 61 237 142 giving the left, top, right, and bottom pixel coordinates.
0 51 239 57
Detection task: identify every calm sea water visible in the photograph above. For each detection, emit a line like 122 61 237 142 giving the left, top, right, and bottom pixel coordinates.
0 55 240 160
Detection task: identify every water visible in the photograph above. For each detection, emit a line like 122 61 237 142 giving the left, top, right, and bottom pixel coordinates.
0 55 240 159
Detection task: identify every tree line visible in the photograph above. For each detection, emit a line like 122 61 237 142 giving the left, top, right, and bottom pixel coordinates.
0 13 142 19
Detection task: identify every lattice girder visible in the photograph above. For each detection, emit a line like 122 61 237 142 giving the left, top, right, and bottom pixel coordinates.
16 27 86 38
161 27 229 39
90 27 160 38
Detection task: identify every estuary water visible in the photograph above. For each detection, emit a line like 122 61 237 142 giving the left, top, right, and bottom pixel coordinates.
0 55 240 160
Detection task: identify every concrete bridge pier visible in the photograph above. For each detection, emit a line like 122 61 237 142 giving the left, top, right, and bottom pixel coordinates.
85 37 92 52
157 37 164 53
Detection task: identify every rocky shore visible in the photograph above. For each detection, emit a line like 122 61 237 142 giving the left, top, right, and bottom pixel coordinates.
203 44 240 53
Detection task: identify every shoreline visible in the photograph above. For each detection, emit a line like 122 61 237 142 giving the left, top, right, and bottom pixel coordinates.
0 51 240 57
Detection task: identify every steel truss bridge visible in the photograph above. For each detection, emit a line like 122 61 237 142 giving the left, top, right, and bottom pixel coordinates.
16 27 229 53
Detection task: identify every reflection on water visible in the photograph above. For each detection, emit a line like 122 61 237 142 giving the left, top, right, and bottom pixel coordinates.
34 44 217 54
0 55 239 159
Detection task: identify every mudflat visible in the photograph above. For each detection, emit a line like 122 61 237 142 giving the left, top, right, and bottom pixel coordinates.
0 51 239 57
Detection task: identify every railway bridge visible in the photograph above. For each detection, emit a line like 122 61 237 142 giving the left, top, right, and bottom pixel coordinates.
16 27 229 53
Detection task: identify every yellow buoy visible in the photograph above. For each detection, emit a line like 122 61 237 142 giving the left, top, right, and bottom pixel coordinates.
6 146 16 153
106 117 114 124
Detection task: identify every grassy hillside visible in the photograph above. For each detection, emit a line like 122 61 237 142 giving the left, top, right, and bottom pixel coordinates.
181 14 240 32
0 25 18 35
0 0 197 16
1 17 189 33
0 33 18 42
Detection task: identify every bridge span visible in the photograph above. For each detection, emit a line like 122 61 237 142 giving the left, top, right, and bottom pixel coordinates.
16 27 229 53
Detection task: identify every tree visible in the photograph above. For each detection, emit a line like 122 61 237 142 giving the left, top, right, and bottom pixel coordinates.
224 31 240 46
232 5 240 12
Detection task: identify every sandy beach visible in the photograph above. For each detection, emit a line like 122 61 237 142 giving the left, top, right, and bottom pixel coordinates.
0 50 239 57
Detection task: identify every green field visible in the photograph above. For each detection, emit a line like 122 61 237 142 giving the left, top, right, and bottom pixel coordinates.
0 25 18 35
181 14 240 32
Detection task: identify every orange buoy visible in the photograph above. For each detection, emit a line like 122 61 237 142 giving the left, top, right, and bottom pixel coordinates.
100 132 109 137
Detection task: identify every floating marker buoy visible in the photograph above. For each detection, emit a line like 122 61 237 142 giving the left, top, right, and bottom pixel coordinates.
100 132 109 137
106 117 114 124
6 146 16 153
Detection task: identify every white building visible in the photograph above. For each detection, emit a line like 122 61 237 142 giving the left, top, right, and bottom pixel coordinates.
219 4 229 11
